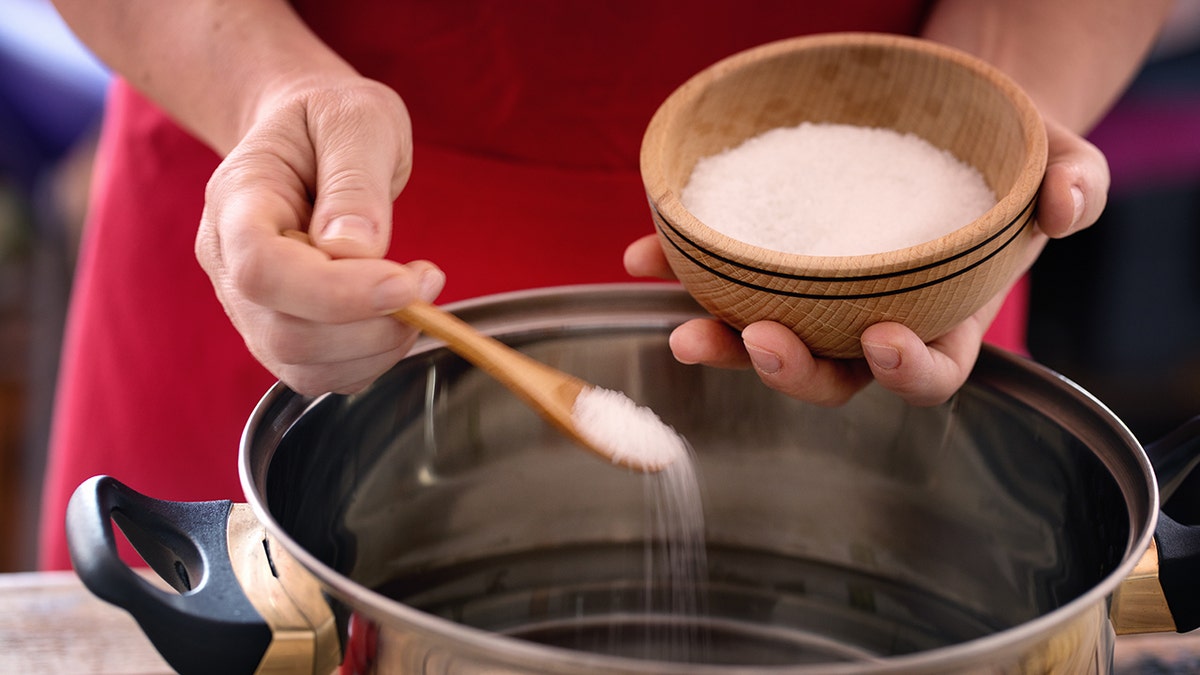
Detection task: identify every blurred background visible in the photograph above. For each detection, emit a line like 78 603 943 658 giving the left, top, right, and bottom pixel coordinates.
0 0 1197 573
1028 1 1200 444
1 0 109 572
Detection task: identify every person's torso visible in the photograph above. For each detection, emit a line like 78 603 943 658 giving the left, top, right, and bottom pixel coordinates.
291 1 931 171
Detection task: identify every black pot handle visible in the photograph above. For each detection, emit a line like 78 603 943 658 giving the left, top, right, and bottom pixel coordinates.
1145 416 1200 633
66 475 272 675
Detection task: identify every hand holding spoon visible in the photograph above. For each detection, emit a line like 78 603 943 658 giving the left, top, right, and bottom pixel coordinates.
280 229 683 472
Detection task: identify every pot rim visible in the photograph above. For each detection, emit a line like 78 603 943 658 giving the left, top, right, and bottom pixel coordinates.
238 283 1159 673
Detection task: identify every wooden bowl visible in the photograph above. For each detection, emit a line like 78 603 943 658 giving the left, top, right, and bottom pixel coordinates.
640 33 1047 358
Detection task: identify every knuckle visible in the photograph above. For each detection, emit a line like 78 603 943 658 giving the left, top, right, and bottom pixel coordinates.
904 390 954 408
276 368 332 397
330 377 375 396
270 356 348 397
805 386 858 408
228 248 274 306
194 220 219 273
886 376 954 408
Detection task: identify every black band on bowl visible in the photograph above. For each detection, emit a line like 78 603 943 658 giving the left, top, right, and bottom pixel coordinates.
653 196 1035 300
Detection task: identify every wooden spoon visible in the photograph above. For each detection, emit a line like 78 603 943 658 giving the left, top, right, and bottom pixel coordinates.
393 300 678 472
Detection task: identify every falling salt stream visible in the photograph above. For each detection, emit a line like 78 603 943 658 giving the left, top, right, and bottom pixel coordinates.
641 444 709 662
571 386 710 663
553 122 996 664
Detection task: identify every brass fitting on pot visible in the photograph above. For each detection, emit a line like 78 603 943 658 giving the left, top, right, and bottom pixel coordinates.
227 504 341 674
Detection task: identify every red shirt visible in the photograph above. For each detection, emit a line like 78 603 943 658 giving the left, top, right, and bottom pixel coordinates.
40 1 1028 570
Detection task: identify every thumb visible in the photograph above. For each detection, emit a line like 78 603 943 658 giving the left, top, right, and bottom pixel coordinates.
310 160 408 259
307 86 414 259
1036 118 1110 239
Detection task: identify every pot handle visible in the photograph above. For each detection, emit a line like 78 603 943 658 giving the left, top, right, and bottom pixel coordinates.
1146 416 1200 632
65 475 272 675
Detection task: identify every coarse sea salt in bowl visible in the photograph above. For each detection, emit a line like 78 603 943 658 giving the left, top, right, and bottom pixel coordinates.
640 32 1047 359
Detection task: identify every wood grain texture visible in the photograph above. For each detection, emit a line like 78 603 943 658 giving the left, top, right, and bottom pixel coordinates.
641 33 1047 358
0 570 172 675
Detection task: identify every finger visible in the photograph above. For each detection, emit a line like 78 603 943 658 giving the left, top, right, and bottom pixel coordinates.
1036 118 1110 239
226 284 426 395
216 257 430 396
254 312 413 367
740 321 872 407
858 267 1018 407
308 84 413 259
623 233 676 279
668 318 751 368
228 223 445 322
859 320 983 407
274 343 416 396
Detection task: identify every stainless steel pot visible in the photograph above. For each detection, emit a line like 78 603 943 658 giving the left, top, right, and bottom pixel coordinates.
67 285 1200 674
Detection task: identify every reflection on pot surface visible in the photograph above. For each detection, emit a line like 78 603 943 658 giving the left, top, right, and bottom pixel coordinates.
241 286 1149 673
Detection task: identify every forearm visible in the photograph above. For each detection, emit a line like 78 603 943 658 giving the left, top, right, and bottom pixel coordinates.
922 0 1173 133
51 0 358 155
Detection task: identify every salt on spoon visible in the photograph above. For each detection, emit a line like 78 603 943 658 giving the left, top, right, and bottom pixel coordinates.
280 228 684 472
571 386 690 471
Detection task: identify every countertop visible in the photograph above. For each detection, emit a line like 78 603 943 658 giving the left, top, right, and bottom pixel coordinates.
0 570 172 674
2 570 1199 674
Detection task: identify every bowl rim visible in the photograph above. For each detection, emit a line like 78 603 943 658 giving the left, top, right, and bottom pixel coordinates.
640 31 1049 278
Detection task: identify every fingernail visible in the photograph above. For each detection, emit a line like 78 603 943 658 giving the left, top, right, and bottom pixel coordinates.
372 275 413 313
1070 186 1085 228
745 343 782 375
323 214 376 243
417 268 445 303
862 341 900 370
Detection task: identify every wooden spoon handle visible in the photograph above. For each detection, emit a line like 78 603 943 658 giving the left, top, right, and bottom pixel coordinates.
393 301 586 433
